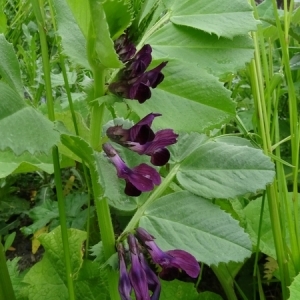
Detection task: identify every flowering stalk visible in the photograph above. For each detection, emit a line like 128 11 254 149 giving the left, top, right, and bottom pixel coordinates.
87 1 120 299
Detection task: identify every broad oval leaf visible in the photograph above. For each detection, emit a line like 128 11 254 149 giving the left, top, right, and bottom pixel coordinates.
126 60 236 132
140 191 252 265
170 0 258 39
177 139 275 199
147 23 254 77
0 82 60 155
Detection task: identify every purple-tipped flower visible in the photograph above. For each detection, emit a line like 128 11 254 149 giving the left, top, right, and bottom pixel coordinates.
115 34 136 63
109 44 168 103
139 252 161 300
118 244 132 300
107 113 178 166
103 143 161 196
135 228 200 280
128 235 150 300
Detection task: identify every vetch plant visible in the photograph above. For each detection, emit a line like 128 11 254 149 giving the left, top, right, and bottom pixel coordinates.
0 0 288 299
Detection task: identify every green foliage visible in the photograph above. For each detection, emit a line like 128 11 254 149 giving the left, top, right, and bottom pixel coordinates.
0 34 23 95
170 0 258 39
21 193 90 235
140 191 252 265
289 272 300 300
0 81 60 155
160 280 200 300
22 226 109 300
176 135 275 199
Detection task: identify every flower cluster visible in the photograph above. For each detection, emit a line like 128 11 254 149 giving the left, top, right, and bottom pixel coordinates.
106 113 178 166
118 228 200 300
103 113 178 196
110 34 167 103
104 34 177 196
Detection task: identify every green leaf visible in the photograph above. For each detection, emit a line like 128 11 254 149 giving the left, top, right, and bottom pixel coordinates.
102 0 132 39
140 191 252 265
23 227 109 300
0 150 53 178
88 1 122 68
289 272 300 300
23 227 86 299
127 60 236 132
197 291 223 300
51 0 90 69
23 226 109 300
160 280 200 300
147 23 254 77
170 0 258 39
0 34 23 96
243 194 300 259
0 82 60 155
177 139 275 199
7 258 27 300
169 133 209 163
64 0 90 38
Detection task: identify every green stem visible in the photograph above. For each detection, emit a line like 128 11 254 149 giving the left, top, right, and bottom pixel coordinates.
0 243 16 300
211 264 238 300
86 1 118 298
120 164 180 240
31 1 75 299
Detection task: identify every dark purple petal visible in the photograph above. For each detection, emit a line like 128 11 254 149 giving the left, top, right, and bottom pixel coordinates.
135 227 156 242
103 144 161 196
127 129 178 166
145 62 168 88
118 245 132 300
128 235 150 300
128 80 151 103
128 113 161 143
132 164 161 186
165 249 200 278
125 181 142 197
139 253 161 300
158 267 179 281
150 148 170 166
135 228 200 280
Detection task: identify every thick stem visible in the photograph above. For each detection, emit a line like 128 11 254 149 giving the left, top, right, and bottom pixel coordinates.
87 1 119 298
31 1 75 299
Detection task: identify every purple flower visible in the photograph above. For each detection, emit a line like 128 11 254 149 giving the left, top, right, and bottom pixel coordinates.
102 143 161 196
135 228 200 280
128 235 150 300
139 252 161 300
109 44 168 103
114 34 136 63
107 113 178 166
118 244 132 300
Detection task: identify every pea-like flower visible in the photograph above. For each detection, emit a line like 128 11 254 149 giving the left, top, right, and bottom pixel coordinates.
109 44 168 103
102 143 161 196
135 228 200 280
128 234 150 300
107 113 178 166
118 244 132 300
